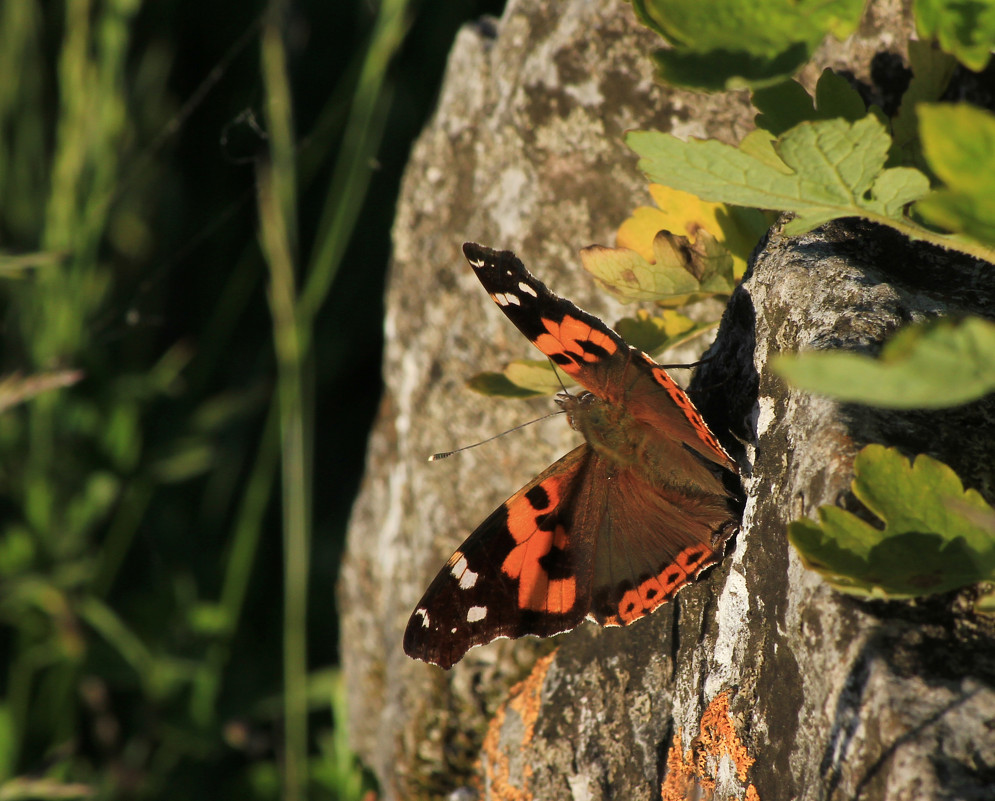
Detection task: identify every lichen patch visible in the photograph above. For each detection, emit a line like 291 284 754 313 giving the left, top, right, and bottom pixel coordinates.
480 652 557 800
660 690 760 801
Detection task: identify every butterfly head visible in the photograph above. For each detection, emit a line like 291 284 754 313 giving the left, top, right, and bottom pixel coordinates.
555 389 592 430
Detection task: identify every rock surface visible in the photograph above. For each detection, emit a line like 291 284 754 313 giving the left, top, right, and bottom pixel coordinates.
338 0 995 799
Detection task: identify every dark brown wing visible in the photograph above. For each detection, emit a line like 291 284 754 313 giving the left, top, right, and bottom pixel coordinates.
621 349 739 473
586 463 741 626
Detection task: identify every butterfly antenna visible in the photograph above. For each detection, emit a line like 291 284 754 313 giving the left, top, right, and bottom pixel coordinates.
548 358 571 394
428 408 565 461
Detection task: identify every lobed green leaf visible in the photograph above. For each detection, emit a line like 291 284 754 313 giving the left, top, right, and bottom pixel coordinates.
915 0 995 71
614 309 715 355
466 366 550 399
753 69 866 136
629 0 864 90
629 114 931 234
789 445 995 598
580 229 735 305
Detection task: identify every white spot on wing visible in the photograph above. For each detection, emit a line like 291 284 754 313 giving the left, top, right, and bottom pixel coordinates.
491 292 521 307
450 555 479 589
415 608 430 628
518 281 538 297
459 568 478 590
467 606 487 623
468 257 485 268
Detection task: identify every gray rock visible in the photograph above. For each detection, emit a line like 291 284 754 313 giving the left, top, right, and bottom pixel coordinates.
339 0 995 798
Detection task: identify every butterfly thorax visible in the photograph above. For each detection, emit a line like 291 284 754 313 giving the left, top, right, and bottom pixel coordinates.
558 391 642 466
557 388 730 497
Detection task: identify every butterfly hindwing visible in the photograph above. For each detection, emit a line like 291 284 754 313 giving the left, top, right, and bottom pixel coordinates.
587 464 740 626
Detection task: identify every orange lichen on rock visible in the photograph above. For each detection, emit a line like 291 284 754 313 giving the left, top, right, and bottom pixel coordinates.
479 652 556 801
660 690 760 801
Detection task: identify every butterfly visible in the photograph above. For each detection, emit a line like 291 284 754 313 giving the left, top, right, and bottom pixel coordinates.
403 242 743 669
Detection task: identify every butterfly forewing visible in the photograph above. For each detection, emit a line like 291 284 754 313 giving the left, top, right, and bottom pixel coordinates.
623 351 739 472
463 243 629 401
463 242 737 473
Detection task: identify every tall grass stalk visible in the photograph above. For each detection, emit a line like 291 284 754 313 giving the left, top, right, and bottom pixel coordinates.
300 0 413 331
259 5 309 800
254 1 413 797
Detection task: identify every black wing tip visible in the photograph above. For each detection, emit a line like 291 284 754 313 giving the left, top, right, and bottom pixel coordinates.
462 241 496 262
462 241 519 267
403 612 462 670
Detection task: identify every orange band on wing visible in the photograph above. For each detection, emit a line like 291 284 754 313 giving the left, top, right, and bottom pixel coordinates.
533 315 618 376
501 474 578 614
650 364 731 465
616 544 716 624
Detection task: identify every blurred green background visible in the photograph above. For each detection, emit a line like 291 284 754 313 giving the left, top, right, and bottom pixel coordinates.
0 1 502 798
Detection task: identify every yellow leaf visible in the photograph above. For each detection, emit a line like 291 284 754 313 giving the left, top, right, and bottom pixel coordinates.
616 184 770 279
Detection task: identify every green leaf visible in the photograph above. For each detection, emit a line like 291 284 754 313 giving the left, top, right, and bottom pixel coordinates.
469 358 572 398
915 104 995 245
614 310 716 356
615 184 770 280
649 43 814 92
502 360 569 395
580 240 698 303
789 445 995 598
889 41 958 169
580 229 735 304
467 365 550 398
628 115 931 233
753 69 865 136
188 602 231 636
915 0 995 71
773 317 995 409
0 527 35 577
750 79 816 136
629 0 865 90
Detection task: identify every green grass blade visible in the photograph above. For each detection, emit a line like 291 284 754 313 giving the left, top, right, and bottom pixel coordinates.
259 6 310 798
